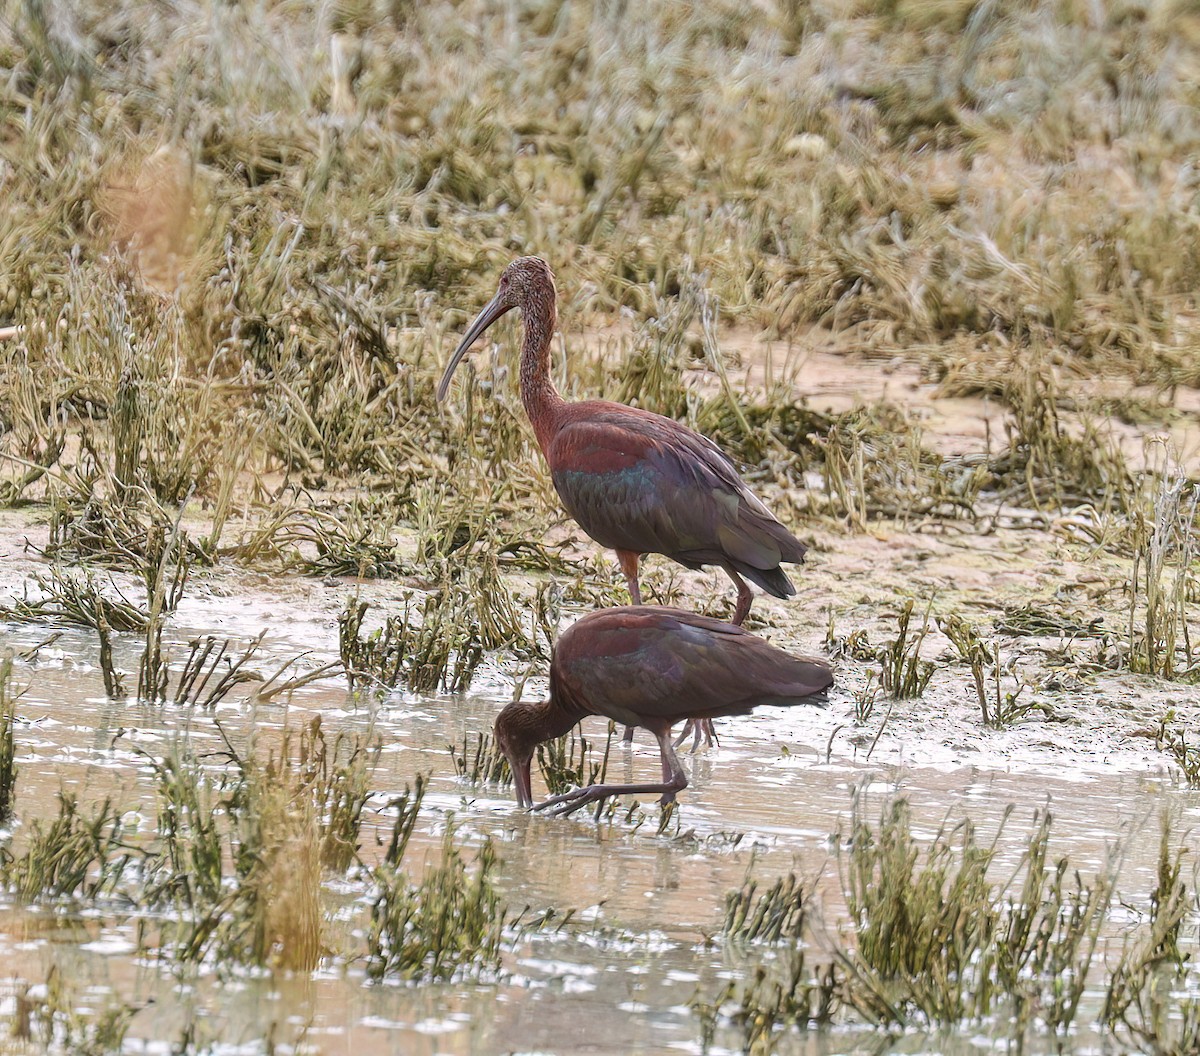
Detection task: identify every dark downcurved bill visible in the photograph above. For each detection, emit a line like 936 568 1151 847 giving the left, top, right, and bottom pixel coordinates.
435 294 513 402
512 759 533 809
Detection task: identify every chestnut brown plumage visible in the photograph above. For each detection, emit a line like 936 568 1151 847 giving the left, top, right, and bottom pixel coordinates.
437 257 808 627
493 606 833 816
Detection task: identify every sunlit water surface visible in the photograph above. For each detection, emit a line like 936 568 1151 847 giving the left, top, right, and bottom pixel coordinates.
0 617 1192 1056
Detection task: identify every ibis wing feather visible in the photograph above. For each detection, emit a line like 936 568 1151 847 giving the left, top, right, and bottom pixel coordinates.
546 403 806 581
551 607 833 728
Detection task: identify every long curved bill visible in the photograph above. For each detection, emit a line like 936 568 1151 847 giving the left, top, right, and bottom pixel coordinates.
512 758 533 809
435 293 513 402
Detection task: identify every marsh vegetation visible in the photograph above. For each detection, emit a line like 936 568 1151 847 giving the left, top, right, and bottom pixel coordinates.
1 0 1199 1051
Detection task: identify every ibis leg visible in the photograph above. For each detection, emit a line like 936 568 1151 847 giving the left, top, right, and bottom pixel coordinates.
722 564 754 626
616 549 642 606
655 729 689 801
532 729 689 817
672 721 696 750
673 719 720 752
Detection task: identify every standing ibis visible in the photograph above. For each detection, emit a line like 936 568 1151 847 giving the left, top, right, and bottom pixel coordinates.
493 605 833 815
436 256 809 626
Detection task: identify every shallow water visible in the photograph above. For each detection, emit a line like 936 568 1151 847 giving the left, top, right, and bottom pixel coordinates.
0 605 1193 1056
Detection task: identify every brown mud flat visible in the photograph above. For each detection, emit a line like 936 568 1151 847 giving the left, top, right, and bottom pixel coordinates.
659 321 1200 471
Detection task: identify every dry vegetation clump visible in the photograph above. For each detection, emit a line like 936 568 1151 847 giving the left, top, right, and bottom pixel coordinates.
2 966 138 1056
338 556 548 695
0 720 371 970
1124 473 1199 678
448 730 512 787
366 778 512 982
3 0 1198 564
0 654 15 822
0 791 133 903
0 714 558 984
697 795 1200 1054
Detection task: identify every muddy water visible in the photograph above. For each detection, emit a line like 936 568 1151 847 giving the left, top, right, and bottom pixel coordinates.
0 598 1192 1056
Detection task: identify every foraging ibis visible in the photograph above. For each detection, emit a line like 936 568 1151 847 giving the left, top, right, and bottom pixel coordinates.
493 605 833 816
437 257 808 626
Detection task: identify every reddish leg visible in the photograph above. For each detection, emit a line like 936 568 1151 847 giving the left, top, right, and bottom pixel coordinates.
722 564 753 626
616 549 642 605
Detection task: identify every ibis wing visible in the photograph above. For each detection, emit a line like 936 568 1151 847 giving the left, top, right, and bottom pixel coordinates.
546 404 804 571
552 608 832 728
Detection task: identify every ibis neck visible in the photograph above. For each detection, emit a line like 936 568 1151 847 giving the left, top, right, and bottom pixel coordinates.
518 286 565 451
514 695 584 747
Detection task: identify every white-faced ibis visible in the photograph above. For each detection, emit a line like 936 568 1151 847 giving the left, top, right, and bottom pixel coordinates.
436 257 808 627
493 605 833 816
